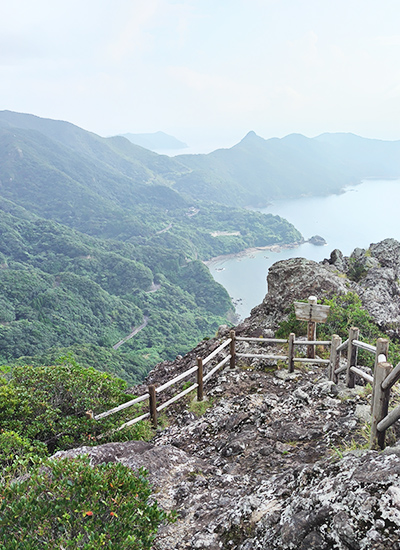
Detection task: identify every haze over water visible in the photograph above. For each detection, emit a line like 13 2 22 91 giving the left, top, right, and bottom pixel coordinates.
208 179 400 320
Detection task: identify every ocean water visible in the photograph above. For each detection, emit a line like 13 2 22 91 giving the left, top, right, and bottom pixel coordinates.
207 179 400 319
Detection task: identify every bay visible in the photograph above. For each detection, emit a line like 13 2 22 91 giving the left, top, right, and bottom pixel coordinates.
207 178 400 320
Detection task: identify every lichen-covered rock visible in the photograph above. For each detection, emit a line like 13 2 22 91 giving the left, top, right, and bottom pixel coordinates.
240 451 400 549
53 441 207 489
244 238 400 338
49 238 400 549
248 257 352 329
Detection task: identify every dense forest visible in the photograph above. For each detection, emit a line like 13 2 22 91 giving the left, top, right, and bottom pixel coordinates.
0 111 301 383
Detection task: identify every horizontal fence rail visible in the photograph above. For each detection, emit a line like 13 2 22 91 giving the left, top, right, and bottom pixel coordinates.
336 339 349 353
353 340 377 354
88 308 400 452
236 337 288 343
382 362 400 390
94 393 149 420
156 365 198 394
236 353 288 361
117 412 151 431
202 338 231 366
293 340 331 346
156 383 199 413
350 366 374 384
294 357 330 365
203 354 231 383
377 405 400 433
334 365 347 375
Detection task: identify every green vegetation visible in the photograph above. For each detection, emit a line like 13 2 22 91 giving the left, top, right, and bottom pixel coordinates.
0 112 302 382
189 397 214 416
174 131 400 207
0 354 173 549
276 292 400 368
0 458 173 549
0 358 155 457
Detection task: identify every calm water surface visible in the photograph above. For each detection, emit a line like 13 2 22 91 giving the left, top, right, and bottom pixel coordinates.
208 179 400 320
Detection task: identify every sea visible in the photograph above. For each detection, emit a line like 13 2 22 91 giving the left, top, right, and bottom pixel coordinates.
206 178 400 320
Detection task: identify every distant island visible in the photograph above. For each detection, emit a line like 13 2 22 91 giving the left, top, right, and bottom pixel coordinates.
117 130 188 151
308 235 327 246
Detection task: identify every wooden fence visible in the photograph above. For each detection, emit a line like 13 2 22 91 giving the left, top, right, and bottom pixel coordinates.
89 322 400 450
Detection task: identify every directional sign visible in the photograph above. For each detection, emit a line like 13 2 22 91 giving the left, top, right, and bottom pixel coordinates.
294 301 330 323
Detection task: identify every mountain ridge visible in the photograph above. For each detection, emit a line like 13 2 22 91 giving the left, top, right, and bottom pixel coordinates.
118 131 188 151
0 110 301 380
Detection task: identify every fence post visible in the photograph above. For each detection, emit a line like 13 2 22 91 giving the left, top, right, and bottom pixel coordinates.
371 338 390 413
230 330 236 368
307 296 317 359
329 334 341 383
197 357 204 401
370 361 393 450
288 333 295 372
346 327 359 388
148 385 157 428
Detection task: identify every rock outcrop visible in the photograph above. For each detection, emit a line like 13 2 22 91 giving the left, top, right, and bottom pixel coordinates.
52 238 400 549
248 238 400 340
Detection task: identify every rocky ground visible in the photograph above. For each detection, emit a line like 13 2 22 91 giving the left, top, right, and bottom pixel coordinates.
58 339 400 549
57 239 400 549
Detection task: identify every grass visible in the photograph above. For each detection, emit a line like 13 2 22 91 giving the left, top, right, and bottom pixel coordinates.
189 397 214 416
330 422 371 460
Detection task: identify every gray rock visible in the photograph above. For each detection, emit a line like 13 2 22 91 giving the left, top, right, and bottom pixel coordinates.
275 369 301 381
355 404 371 422
313 380 339 397
329 248 347 271
53 441 205 487
293 387 311 403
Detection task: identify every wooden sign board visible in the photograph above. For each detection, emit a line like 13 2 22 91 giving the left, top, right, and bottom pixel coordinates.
294 302 330 323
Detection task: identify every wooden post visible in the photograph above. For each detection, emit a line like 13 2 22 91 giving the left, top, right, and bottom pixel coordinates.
148 385 157 428
371 338 390 413
346 327 359 388
329 334 341 383
370 361 393 450
307 296 317 358
197 357 204 401
230 330 236 368
288 333 295 372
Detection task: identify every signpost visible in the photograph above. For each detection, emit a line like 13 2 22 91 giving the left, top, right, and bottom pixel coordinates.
294 296 330 358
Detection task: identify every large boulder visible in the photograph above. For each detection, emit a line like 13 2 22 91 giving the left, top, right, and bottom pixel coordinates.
243 239 400 338
248 257 351 329
53 441 206 488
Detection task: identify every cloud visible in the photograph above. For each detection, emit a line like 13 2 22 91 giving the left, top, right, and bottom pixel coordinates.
167 65 269 114
376 35 400 46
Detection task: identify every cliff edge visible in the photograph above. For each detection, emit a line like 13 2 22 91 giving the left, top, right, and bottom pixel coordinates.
57 239 400 549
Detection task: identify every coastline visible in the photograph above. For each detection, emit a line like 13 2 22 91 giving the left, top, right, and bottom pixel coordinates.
203 240 304 266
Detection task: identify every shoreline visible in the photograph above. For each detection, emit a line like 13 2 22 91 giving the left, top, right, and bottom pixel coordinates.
203 240 304 266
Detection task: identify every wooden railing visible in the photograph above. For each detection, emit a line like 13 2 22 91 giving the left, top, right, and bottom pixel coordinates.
90 328 334 431
327 328 400 450
90 336 234 431
89 320 400 451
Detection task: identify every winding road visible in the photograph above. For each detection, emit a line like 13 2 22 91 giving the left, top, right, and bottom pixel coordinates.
112 315 149 350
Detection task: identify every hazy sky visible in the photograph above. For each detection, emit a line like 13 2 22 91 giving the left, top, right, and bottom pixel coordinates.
1 0 400 150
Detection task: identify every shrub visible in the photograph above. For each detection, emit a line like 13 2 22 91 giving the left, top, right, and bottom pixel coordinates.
277 292 400 368
0 431 47 479
0 357 146 455
0 457 174 549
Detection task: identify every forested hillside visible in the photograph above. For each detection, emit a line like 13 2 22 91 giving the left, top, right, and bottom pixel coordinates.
0 111 301 382
173 130 400 206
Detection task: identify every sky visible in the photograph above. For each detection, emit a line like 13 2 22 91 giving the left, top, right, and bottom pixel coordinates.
1 0 400 151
